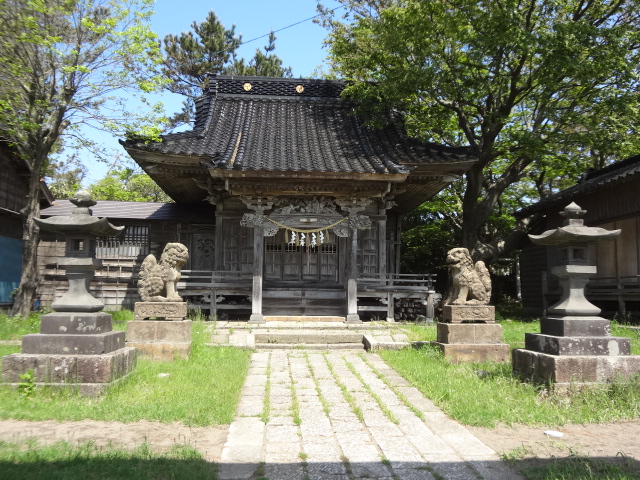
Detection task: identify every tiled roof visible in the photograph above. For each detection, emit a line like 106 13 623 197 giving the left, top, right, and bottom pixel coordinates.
122 76 475 176
41 200 214 221
516 153 640 217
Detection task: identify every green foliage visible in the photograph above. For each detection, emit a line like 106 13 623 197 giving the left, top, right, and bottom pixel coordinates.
17 370 35 399
1 0 168 318
0 440 216 480
323 0 640 263
45 155 87 200
162 11 291 129
88 167 172 202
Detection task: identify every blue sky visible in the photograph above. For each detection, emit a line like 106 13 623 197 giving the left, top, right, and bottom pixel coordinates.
80 0 342 184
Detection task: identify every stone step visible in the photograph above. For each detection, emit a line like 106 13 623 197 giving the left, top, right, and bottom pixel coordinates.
255 332 363 344
255 342 364 351
264 315 345 322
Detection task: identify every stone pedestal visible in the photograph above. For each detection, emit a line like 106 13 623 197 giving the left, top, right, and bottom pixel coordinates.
130 302 191 360
434 306 509 363
134 302 187 320
2 312 136 396
126 320 192 361
513 315 640 389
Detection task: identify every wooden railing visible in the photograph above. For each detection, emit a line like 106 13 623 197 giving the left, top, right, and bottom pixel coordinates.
177 270 440 321
357 273 439 321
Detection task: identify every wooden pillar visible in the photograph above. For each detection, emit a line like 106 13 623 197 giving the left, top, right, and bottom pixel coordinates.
249 225 264 323
378 219 387 279
346 225 361 323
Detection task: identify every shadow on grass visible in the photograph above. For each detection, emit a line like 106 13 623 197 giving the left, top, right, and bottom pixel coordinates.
0 457 217 480
510 455 640 480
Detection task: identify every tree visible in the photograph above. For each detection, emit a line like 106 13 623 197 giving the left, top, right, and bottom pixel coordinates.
163 12 292 129
46 154 88 200
89 167 172 202
321 0 640 264
0 0 166 318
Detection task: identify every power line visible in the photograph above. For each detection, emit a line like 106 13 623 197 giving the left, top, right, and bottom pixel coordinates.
212 4 346 56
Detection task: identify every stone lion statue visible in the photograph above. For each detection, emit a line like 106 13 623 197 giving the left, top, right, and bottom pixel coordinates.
138 243 189 302
444 247 492 305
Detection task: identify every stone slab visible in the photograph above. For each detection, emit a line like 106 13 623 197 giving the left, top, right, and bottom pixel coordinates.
134 302 187 320
434 342 510 363
525 333 630 356
126 341 191 361
2 347 137 391
513 348 640 387
126 320 192 343
443 305 495 323
541 316 610 337
362 334 409 351
39 312 113 335
254 332 362 344
21 331 126 355
437 322 504 344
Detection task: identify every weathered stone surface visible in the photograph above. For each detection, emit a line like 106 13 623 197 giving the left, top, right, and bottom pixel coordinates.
443 305 495 323
2 348 136 386
126 342 191 361
126 320 192 343
434 343 510 363
254 332 362 344
134 302 187 320
39 312 113 335
540 316 610 337
513 348 640 387
437 323 504 344
21 331 126 355
525 333 630 356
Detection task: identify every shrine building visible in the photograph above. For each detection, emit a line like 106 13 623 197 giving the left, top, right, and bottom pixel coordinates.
113 76 476 322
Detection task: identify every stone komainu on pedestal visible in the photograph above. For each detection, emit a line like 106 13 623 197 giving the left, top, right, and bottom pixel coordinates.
443 247 492 306
130 243 192 360
138 243 189 302
435 247 510 363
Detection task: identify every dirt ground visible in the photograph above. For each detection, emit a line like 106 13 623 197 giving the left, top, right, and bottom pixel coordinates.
468 420 640 475
0 419 228 462
1 418 639 473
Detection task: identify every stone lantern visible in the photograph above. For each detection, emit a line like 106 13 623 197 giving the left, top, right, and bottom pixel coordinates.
2 190 137 395
512 202 640 389
34 190 123 312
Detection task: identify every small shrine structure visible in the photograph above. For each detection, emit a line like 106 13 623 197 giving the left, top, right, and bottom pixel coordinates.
121 76 477 322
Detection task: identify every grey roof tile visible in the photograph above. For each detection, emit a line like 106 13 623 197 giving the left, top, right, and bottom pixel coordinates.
121 76 475 176
41 200 214 221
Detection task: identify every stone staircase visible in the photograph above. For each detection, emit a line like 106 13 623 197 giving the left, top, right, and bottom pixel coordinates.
207 320 411 351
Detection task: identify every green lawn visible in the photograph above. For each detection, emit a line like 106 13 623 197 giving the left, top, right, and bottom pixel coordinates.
0 440 216 480
0 321 251 427
388 320 640 428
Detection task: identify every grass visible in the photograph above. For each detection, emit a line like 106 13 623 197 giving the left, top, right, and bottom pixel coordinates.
384 320 640 428
502 447 640 480
344 356 398 424
0 440 216 480
0 320 251 427
0 313 40 340
323 353 364 422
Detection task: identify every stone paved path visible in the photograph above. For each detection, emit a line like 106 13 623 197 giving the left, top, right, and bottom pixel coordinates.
219 350 522 480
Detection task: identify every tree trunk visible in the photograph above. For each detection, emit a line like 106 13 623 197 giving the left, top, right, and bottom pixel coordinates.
10 166 43 319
